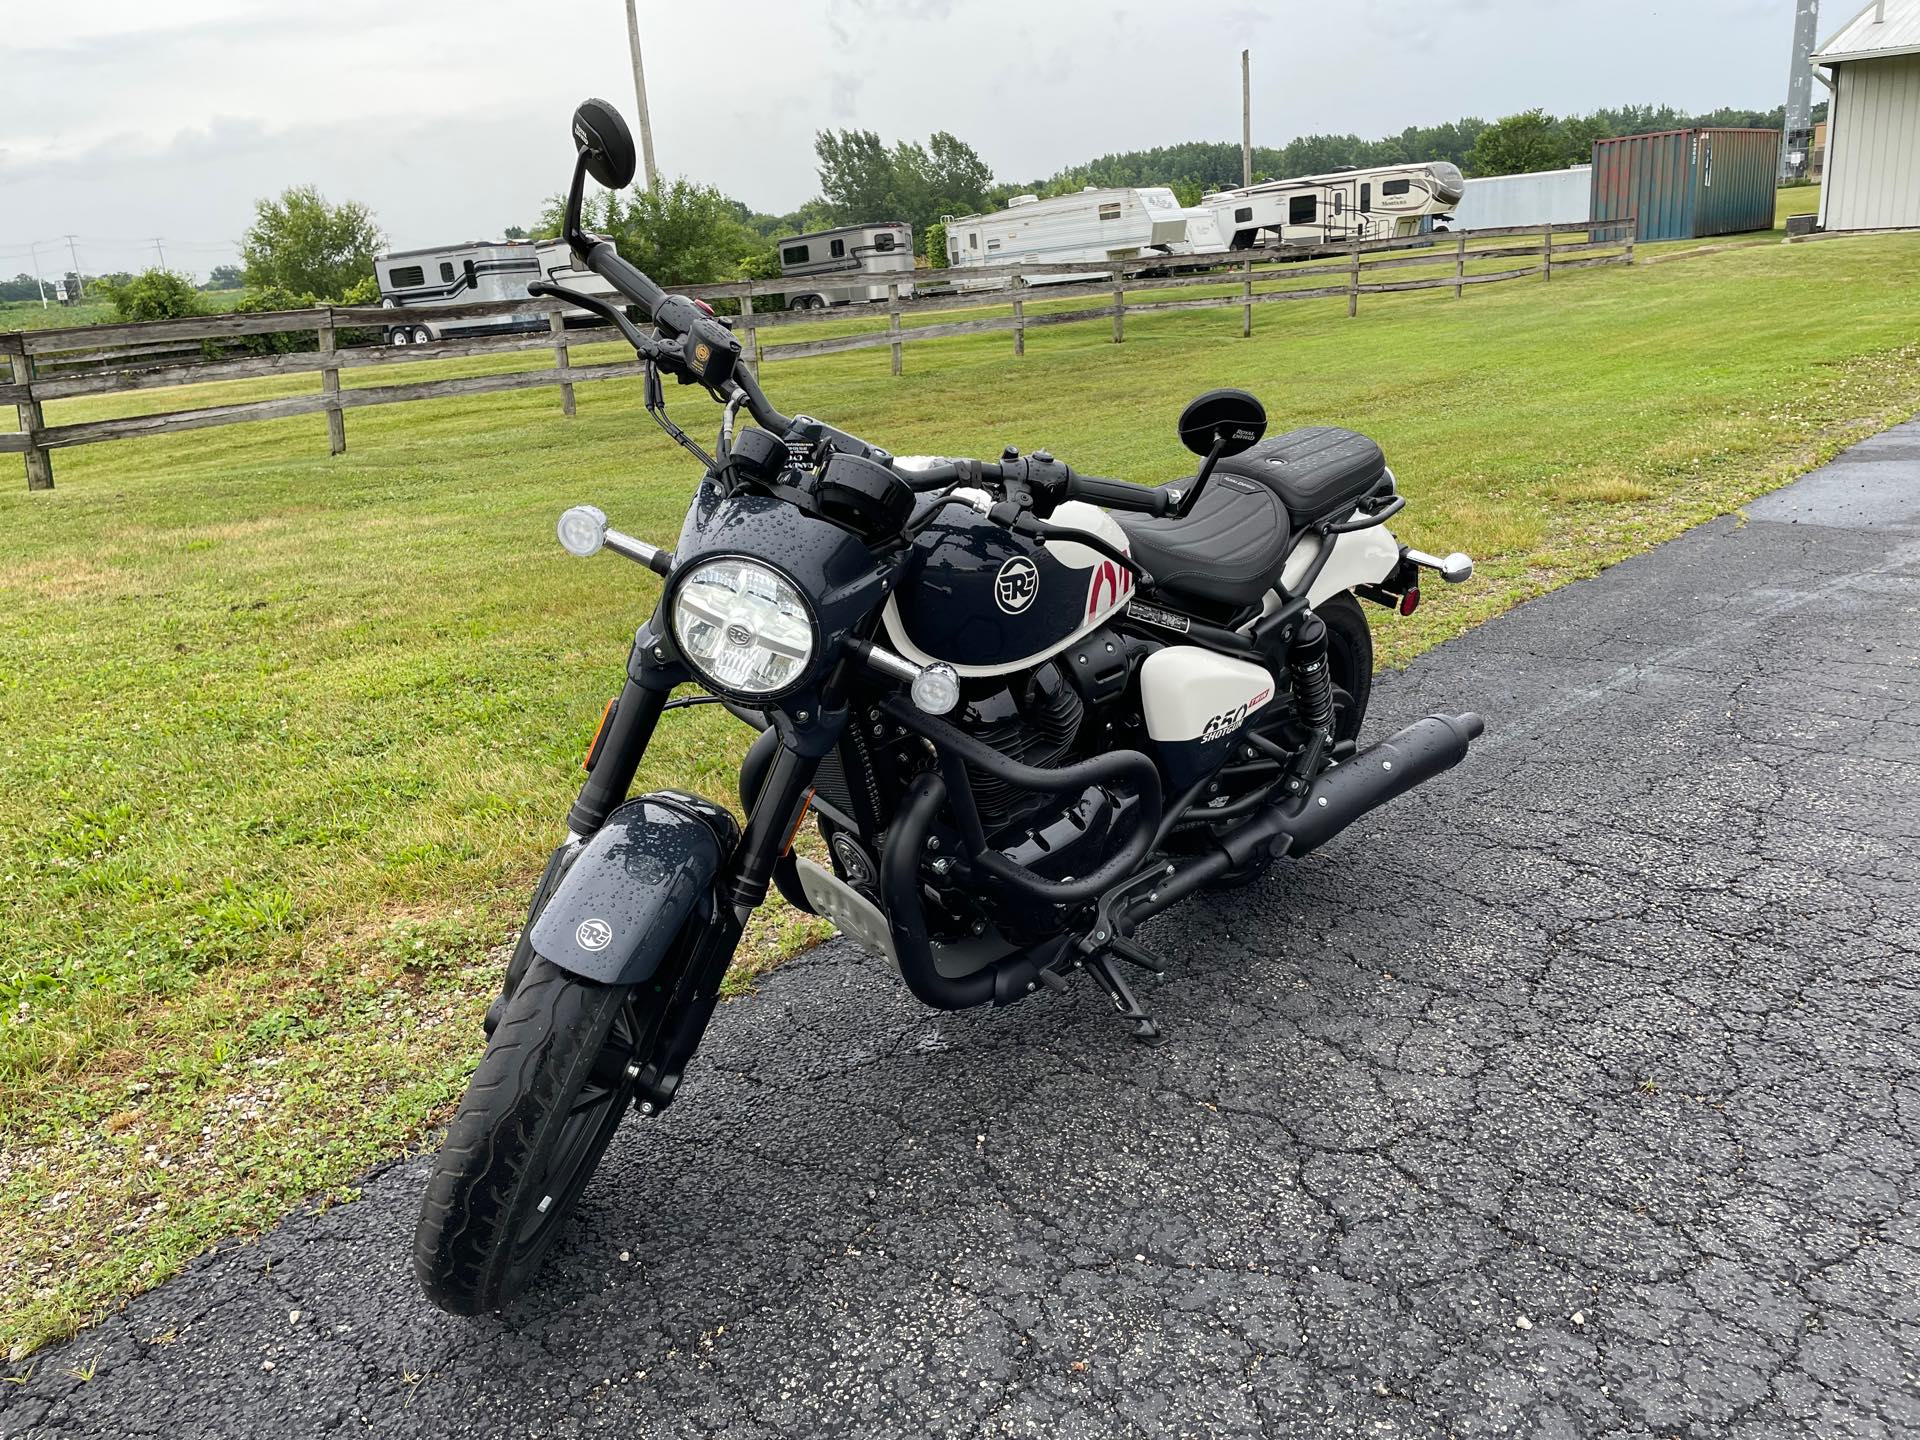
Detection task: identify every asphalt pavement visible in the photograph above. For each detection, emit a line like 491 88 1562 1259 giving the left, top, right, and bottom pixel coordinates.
6 424 1919 1439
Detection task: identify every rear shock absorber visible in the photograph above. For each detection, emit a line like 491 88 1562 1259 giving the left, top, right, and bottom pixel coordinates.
1289 612 1333 738
1281 612 1333 797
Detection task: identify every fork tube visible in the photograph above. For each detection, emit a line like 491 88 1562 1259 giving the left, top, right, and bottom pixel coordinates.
567 677 667 837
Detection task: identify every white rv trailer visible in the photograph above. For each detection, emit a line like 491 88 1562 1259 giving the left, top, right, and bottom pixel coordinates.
1448 166 1592 232
374 240 545 345
772 223 916 309
1204 162 1466 249
944 187 1227 287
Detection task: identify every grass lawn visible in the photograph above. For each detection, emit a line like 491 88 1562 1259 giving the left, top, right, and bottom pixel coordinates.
5 229 1920 1358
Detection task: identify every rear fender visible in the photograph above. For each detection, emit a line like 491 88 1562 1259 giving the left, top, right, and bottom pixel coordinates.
1278 523 1401 609
529 791 740 986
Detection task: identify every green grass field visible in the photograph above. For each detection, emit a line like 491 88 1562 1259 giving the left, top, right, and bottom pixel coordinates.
5 225 1920 1358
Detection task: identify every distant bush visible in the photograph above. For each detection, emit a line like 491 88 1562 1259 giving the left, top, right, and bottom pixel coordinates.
922 221 947 269
99 269 207 323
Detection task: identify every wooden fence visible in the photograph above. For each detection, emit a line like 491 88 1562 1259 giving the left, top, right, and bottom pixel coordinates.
3 220 1632 490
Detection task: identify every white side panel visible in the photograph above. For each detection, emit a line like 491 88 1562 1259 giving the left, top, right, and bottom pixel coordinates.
1272 523 1401 611
1140 648 1277 743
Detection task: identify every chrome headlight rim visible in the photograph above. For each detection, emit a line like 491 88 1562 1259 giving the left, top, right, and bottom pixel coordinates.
667 553 822 702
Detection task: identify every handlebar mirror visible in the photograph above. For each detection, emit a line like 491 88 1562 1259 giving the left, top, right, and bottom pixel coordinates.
570 98 637 189
1177 388 1267 459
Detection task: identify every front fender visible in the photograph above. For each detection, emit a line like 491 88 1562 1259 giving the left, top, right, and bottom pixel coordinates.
529 791 741 986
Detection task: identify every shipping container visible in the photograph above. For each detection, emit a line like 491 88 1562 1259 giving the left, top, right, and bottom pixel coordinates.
1449 167 1593 231
1590 128 1781 242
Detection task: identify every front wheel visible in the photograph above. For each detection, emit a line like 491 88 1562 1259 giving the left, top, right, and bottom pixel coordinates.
415 958 646 1314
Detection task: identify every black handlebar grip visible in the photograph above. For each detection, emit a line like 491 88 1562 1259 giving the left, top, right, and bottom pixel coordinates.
585 241 667 320
1068 472 1170 516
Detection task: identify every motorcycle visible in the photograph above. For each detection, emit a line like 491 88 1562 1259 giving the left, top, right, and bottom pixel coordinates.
414 99 1485 1313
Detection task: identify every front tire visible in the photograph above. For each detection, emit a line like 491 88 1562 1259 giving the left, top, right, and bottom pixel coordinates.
415 958 643 1314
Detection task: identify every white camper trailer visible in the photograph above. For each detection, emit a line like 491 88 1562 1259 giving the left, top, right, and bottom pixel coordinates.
945 187 1226 286
772 223 916 309
1204 162 1466 249
374 241 545 345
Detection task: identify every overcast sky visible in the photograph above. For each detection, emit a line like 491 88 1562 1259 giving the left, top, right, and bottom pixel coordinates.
2 0 1810 279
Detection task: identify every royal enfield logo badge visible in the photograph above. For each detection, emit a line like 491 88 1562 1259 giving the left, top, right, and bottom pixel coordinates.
995 556 1040 615
725 621 754 647
575 918 614 952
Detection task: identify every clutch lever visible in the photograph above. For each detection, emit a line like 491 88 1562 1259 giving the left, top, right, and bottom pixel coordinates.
993 503 1154 591
527 281 659 358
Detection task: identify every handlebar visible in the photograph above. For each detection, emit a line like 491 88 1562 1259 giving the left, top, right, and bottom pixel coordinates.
891 457 1168 516
1067 471 1171 516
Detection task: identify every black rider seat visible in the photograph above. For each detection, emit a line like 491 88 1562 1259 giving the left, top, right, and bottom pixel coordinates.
1114 427 1389 610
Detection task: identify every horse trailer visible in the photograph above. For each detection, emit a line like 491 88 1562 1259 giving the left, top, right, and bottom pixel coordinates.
944 187 1227 286
771 223 916 309
1204 162 1466 249
374 241 545 346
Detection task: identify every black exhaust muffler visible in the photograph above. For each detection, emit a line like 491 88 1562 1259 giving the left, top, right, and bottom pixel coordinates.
1123 712 1485 925
1266 711 1484 858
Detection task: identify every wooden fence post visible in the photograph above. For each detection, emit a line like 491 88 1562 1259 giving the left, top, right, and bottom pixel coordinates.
1112 265 1125 344
1542 225 1554 283
740 290 758 373
547 310 576 417
1012 290 1026 357
888 282 903 376
1454 233 1467 299
1241 259 1253 338
10 346 53 491
1348 242 1361 318
318 311 346 455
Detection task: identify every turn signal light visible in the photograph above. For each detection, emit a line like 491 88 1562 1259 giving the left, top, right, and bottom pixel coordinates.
1399 587 1421 617
583 698 617 772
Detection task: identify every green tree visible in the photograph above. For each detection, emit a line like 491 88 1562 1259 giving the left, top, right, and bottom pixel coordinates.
600 178 763 288
98 269 207 322
203 263 246 290
241 186 384 300
502 225 529 240
815 128 993 236
1469 110 1570 176
922 220 948 268
815 129 897 225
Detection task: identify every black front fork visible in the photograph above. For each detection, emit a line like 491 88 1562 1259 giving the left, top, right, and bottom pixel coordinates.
557 620 849 1111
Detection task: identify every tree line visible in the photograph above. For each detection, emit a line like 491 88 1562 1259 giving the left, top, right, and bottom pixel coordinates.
1024 102 1820 205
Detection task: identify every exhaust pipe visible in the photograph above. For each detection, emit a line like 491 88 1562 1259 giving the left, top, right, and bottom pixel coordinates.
1123 712 1485 924
1267 711 1483 858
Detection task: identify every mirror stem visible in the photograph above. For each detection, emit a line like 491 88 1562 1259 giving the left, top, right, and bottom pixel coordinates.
1173 435 1229 521
563 152 595 262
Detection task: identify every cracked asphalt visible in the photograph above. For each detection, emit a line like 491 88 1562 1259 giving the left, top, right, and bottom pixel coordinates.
7 424 1920 1439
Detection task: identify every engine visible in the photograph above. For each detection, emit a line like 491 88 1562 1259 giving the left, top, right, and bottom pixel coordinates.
954 662 1084 836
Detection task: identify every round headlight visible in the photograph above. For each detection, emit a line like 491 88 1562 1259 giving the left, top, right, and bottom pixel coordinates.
671 558 816 697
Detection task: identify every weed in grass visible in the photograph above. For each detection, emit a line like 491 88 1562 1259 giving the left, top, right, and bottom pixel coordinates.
3 231 1920 1355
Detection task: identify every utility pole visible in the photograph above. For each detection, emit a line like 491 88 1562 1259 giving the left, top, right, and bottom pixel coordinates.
151 237 168 270
62 234 84 297
623 0 660 190
27 240 48 308
1241 50 1254 188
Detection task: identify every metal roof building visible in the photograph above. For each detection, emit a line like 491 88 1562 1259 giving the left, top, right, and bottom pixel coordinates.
1815 0 1920 231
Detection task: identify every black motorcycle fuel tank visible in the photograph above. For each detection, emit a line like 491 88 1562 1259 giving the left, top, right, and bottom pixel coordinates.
884 498 1137 677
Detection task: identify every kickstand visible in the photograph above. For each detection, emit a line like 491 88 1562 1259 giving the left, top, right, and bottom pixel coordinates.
1084 950 1164 1044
